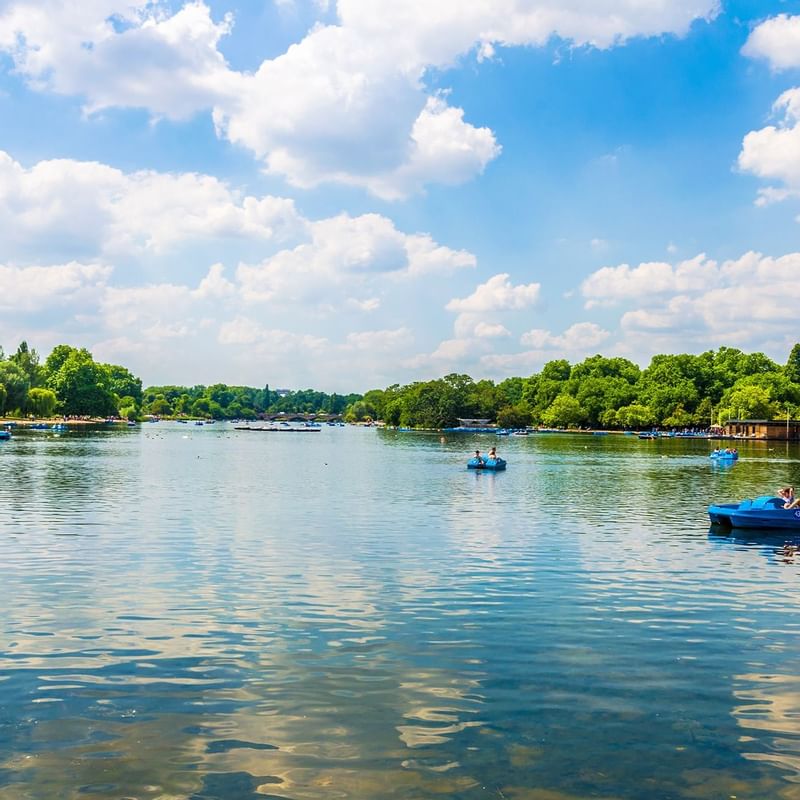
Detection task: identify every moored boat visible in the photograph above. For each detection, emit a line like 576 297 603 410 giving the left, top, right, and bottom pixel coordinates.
0 429 10 440
708 496 800 529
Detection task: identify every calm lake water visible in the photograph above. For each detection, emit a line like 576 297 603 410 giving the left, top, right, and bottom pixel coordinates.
2 424 800 800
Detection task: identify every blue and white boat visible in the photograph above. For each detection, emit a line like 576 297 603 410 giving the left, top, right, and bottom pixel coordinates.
708 496 800 529
467 457 507 471
0 429 10 441
710 449 738 461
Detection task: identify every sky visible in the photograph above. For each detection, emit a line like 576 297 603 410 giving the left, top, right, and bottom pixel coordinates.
1 0 800 392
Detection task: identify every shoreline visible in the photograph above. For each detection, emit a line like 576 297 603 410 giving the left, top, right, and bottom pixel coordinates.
0 417 111 426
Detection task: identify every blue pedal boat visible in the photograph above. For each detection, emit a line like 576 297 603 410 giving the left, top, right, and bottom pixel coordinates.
708 496 800 529
0 430 10 441
710 450 738 461
467 457 506 471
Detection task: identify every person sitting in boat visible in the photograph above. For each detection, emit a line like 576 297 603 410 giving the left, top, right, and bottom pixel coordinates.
488 446 498 461
474 449 485 464
779 487 800 509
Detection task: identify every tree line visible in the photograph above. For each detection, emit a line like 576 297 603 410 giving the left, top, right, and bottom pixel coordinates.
348 345 800 429
0 342 142 419
142 385 361 420
4 341 800 428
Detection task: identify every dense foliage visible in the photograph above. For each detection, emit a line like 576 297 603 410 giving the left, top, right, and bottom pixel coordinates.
0 342 141 419
3 341 800 429
349 346 800 429
141 384 361 420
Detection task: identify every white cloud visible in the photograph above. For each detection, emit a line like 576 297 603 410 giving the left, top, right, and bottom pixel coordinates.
580 253 717 308
742 14 800 71
193 262 236 300
0 0 718 197
218 317 329 352
0 150 306 259
345 327 413 351
0 261 110 312
739 88 800 211
520 321 610 350
237 212 474 306
474 322 511 338
346 296 381 312
101 283 194 331
0 1 240 119
479 322 610 375
446 273 540 313
583 251 800 354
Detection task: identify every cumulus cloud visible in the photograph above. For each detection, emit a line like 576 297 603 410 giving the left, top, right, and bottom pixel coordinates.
580 254 717 308
0 0 718 197
218 317 328 351
474 322 511 338
237 212 474 306
520 322 610 350
0 1 240 119
345 327 413 351
738 89 800 208
583 250 800 353
0 150 305 259
0 149 481 385
742 14 800 71
478 322 610 374
446 273 540 313
0 261 111 312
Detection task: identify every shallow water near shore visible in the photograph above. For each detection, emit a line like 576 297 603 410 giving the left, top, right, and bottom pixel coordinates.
2 424 800 800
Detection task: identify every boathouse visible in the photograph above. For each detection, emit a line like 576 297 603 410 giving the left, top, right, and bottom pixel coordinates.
723 419 800 441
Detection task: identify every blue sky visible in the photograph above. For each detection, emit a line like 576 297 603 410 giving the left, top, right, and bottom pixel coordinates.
1 0 800 391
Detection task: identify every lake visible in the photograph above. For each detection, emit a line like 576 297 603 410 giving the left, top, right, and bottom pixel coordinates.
1 424 800 799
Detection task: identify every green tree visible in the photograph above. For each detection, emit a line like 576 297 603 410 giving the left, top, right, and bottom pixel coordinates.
599 408 618 429
44 344 79 379
636 355 700 423
496 404 532 429
0 361 30 413
10 341 43 388
191 397 211 418
616 403 656 429
46 349 117 416
541 394 586 427
346 399 376 422
27 387 58 418
662 404 693 428
786 343 800 385
720 385 778 421
148 396 173 416
105 364 142 406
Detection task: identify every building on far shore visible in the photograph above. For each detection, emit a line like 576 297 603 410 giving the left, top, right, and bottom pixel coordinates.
457 418 493 428
723 419 800 441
